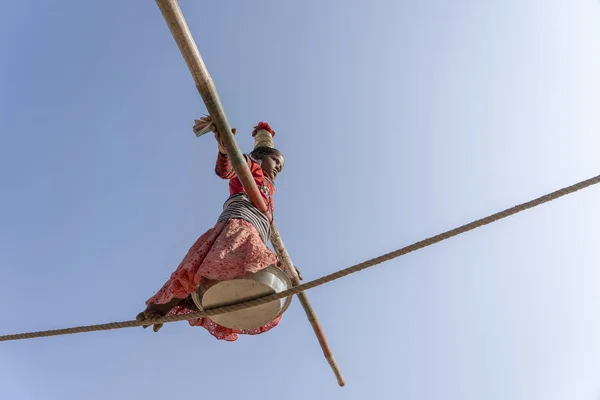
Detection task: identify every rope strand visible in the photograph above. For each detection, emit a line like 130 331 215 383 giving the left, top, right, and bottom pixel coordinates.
1 174 598 343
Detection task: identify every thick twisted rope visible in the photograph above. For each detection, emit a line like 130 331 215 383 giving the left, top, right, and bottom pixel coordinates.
1 174 598 343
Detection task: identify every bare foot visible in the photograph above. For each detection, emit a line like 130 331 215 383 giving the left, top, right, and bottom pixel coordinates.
136 298 182 332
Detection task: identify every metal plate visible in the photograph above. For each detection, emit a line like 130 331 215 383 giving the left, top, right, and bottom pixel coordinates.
192 265 293 331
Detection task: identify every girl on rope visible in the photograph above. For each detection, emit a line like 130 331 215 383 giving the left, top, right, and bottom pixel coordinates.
136 120 293 341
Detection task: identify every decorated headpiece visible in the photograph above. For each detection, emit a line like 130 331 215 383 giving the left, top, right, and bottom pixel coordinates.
252 122 275 149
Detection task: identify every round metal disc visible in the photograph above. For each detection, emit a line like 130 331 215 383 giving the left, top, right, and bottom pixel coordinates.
202 279 282 330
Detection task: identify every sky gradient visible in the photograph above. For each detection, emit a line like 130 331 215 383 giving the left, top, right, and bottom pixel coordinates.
1 1 600 399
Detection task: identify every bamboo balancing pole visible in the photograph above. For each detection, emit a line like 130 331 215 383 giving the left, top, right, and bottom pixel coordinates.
155 0 345 387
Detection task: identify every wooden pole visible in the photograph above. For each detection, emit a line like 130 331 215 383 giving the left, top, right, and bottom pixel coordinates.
155 0 345 387
270 224 345 386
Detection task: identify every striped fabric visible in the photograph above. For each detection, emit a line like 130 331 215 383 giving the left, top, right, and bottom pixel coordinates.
217 193 271 244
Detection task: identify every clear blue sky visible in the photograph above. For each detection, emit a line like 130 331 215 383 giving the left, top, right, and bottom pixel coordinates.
1 1 600 399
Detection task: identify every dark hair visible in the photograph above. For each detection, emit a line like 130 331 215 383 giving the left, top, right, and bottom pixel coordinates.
249 147 283 161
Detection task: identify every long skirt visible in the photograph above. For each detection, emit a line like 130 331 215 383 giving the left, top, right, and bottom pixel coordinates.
146 218 279 341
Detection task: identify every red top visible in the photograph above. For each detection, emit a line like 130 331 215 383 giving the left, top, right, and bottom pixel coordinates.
215 152 275 215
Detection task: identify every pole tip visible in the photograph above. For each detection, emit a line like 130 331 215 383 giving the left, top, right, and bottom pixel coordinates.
327 355 346 387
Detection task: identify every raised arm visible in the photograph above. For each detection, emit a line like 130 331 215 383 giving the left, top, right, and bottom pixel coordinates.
215 152 236 180
197 118 236 180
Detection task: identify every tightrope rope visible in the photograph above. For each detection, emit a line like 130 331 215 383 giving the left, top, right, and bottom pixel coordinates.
1 174 599 343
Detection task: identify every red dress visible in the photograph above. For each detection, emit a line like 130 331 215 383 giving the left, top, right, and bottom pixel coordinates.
216 152 275 215
145 152 280 341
